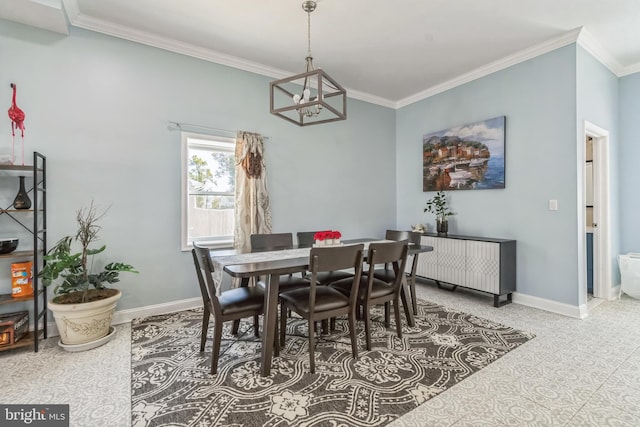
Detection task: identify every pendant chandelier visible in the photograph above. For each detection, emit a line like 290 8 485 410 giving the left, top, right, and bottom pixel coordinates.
269 1 347 126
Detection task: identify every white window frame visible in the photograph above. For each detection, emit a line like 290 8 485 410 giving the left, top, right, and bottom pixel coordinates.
181 131 235 251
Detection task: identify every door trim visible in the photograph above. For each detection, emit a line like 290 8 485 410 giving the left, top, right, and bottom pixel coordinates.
583 121 611 303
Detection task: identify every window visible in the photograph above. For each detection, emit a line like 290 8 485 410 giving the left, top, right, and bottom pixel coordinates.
181 132 235 250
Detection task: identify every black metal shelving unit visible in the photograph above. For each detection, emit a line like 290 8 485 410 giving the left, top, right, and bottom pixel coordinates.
0 152 47 352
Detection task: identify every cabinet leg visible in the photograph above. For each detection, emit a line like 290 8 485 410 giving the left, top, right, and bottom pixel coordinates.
436 281 458 292
493 293 513 307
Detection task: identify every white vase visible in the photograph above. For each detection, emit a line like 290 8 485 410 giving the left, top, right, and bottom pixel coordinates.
325 238 335 246
48 289 121 347
315 239 325 246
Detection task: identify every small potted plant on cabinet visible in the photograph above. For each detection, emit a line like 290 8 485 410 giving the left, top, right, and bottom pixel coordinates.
424 191 455 236
40 201 137 350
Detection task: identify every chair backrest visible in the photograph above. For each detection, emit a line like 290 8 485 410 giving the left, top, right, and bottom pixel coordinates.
308 244 365 314
385 229 421 250
192 243 220 315
296 231 318 248
366 240 410 292
250 233 294 252
385 229 420 243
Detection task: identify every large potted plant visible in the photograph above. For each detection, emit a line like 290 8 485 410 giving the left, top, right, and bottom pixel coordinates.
40 201 137 349
424 191 455 236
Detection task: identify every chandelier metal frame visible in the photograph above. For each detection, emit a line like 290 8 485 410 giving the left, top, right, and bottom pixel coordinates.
269 1 347 126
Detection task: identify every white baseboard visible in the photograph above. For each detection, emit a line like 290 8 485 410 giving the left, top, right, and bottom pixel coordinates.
41 287 623 338
609 284 621 300
512 292 583 319
113 297 202 325
578 284 621 318
45 297 202 338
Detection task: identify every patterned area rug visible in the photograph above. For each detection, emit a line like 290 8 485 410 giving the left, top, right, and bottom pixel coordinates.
131 300 533 426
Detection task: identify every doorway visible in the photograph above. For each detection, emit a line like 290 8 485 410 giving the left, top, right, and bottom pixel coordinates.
585 136 594 300
583 121 611 311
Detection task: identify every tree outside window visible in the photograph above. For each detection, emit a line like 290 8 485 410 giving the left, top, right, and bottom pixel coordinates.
182 133 236 249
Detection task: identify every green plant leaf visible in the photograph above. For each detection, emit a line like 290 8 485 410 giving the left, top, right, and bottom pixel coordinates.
37 201 136 298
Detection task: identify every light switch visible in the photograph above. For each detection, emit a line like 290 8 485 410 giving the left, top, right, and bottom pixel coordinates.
549 199 558 211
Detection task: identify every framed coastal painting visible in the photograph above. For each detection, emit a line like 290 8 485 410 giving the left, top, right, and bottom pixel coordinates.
423 116 505 192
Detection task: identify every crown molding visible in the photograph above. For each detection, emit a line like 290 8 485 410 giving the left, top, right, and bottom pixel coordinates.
345 89 396 109
63 1 396 109
62 1 638 110
577 30 640 77
395 28 583 109
576 27 624 76
619 63 640 77
61 0 79 20
69 12 291 80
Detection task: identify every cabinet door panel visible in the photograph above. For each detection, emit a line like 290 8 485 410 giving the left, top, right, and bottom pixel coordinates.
415 236 438 279
436 238 466 285
465 240 500 293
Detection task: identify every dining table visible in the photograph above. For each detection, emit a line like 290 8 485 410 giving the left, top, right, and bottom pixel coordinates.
209 238 433 376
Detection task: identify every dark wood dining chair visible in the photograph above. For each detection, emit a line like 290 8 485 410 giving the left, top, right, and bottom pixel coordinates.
365 230 422 315
279 244 365 373
251 233 311 292
251 232 295 252
330 240 409 350
296 231 355 285
192 243 265 374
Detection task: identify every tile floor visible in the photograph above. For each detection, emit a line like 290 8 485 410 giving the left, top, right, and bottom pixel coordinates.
2 279 640 427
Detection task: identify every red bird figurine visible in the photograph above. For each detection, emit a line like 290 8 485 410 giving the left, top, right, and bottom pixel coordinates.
8 83 26 165
8 83 25 138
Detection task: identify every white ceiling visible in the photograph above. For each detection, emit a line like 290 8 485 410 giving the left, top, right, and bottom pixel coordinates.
4 0 640 108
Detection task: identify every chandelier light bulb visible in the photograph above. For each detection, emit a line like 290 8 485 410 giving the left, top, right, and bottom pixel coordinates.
293 94 301 104
303 88 311 100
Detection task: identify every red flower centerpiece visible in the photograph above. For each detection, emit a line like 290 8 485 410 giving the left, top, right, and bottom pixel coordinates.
314 230 342 246
313 231 327 246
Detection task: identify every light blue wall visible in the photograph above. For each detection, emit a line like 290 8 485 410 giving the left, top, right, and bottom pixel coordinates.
2 18 635 312
396 46 581 305
619 73 640 253
0 21 396 311
576 46 620 301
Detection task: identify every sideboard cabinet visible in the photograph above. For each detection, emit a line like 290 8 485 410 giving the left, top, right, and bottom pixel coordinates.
416 233 516 307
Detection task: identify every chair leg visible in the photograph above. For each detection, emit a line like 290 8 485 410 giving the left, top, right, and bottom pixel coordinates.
280 303 287 347
274 314 280 357
348 312 359 359
409 276 418 315
393 298 403 340
231 319 240 336
308 319 316 374
253 315 260 338
330 317 336 332
200 308 210 352
211 319 223 375
321 319 329 335
363 304 372 351
384 302 391 327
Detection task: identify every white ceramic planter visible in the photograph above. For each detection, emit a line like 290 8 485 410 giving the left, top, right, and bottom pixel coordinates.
48 290 121 346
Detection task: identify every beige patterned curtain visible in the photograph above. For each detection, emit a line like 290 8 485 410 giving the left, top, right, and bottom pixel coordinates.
234 131 272 252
